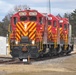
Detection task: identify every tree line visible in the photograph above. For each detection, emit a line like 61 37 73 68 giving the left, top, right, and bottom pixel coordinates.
0 5 30 36
0 5 76 37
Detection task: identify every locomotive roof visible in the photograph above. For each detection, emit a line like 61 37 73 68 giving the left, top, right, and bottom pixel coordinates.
48 14 59 20
12 9 44 16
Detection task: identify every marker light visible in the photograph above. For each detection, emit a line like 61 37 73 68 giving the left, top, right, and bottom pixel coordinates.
32 40 35 45
15 41 18 45
55 28 57 31
40 27 42 29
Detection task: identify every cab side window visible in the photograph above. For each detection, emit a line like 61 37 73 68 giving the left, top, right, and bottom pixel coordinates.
39 17 42 24
64 24 67 30
14 17 18 25
53 20 56 27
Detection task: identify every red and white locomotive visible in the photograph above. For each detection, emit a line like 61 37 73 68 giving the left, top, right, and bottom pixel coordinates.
8 9 74 60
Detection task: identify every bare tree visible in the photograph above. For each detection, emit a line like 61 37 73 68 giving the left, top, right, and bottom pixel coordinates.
1 5 30 36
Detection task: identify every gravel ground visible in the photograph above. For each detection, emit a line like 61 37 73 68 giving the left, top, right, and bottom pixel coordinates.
0 53 76 75
0 45 76 75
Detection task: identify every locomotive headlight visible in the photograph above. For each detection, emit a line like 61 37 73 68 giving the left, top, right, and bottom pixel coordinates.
32 40 35 45
24 24 27 29
15 41 18 45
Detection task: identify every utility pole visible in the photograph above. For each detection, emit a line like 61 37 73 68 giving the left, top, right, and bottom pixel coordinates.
49 0 51 14
43 0 51 44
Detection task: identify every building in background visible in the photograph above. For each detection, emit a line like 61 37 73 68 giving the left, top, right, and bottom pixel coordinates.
0 36 7 55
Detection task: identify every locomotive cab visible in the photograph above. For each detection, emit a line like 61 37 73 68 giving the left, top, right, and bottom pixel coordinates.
59 18 68 44
11 10 45 29
10 10 46 42
59 18 73 54
48 14 59 44
9 9 46 59
9 9 74 60
47 14 60 56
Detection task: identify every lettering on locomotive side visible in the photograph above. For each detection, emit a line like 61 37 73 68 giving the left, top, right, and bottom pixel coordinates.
48 17 52 20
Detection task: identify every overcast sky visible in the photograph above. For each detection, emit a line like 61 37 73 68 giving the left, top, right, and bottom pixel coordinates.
0 0 76 21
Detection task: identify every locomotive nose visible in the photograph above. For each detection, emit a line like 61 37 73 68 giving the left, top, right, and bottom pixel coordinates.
16 21 36 43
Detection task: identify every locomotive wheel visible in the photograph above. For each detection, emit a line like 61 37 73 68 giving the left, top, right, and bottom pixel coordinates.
57 46 63 56
66 45 74 55
59 46 65 56
49 53 52 57
48 51 52 57
39 52 44 57
53 48 58 56
19 58 23 61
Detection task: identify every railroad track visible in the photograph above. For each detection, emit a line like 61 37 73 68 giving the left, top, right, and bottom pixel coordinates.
33 52 76 61
0 58 22 64
31 52 76 64
0 52 75 65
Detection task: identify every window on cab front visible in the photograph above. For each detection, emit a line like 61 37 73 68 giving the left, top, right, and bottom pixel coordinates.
48 16 52 25
53 20 57 27
20 16 27 21
14 17 18 25
29 16 37 21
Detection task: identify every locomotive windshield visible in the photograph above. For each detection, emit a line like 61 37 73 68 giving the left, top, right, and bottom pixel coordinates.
20 16 27 21
29 16 37 21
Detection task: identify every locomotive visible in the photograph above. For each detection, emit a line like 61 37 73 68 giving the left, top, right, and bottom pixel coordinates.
58 17 74 54
8 9 74 60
